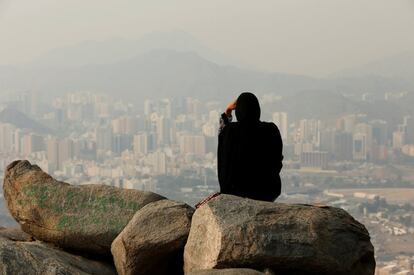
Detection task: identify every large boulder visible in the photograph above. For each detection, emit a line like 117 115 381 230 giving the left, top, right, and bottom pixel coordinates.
0 228 116 275
184 194 375 275
3 160 165 255
111 199 194 275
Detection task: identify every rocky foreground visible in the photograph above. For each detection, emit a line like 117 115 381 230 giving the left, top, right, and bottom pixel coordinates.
1 160 376 275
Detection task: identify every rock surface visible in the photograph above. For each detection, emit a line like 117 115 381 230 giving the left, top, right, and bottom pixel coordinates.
0 228 116 275
187 269 265 275
3 160 165 254
0 227 34 242
184 194 375 275
111 199 194 275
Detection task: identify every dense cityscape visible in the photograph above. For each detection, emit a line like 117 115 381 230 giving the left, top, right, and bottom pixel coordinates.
0 89 413 274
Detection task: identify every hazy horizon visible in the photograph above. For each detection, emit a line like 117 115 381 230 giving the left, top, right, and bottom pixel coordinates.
1 0 414 76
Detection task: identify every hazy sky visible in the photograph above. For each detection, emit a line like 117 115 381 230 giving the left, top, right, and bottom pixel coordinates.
0 0 413 76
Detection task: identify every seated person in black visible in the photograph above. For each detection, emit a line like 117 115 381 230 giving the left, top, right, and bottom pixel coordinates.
218 92 283 202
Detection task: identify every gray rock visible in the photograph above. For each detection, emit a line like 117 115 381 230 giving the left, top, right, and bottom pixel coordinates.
0 227 34 242
187 268 265 275
0 230 116 275
111 199 194 275
3 160 165 255
184 194 375 275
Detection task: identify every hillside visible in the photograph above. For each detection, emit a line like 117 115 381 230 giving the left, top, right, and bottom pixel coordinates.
335 51 414 80
0 108 52 134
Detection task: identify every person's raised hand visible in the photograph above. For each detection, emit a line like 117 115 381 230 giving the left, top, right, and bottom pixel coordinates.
225 100 237 116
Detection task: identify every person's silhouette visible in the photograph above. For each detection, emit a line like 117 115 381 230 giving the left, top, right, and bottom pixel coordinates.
218 92 283 202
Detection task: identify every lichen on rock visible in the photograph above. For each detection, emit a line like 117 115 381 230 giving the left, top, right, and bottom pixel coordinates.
3 160 165 255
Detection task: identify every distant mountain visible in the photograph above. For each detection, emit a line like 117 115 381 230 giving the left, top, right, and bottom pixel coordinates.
0 49 321 103
267 90 360 120
266 89 409 127
27 31 240 68
335 52 414 81
2 48 410 105
0 108 52 134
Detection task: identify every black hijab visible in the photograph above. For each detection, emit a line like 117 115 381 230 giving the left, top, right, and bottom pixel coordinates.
235 92 261 123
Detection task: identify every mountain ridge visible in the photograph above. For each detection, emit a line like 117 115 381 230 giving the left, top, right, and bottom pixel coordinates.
334 51 414 80
0 107 52 134
25 30 239 69
0 31 412 109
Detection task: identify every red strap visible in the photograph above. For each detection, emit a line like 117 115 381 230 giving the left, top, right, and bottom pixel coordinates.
195 192 221 208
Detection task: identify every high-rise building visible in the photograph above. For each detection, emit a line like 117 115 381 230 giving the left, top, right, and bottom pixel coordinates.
144 99 154 116
336 115 357 133
371 120 388 146
205 136 218 154
186 98 201 117
54 107 66 126
202 123 217 137
354 123 373 159
353 133 368 161
208 110 220 124
66 104 83 121
334 131 353 161
133 133 149 155
13 129 23 154
294 142 314 156
20 134 44 156
403 116 414 144
19 91 39 116
47 137 59 172
393 130 405 149
370 120 388 163
95 102 112 118
272 112 288 140
179 135 206 156
112 134 132 154
320 129 336 154
112 116 138 135
297 119 320 146
95 124 113 152
58 138 74 168
371 144 388 163
147 150 167 175
74 139 96 160
156 116 171 146
300 151 328 169
0 123 15 153
158 99 172 119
